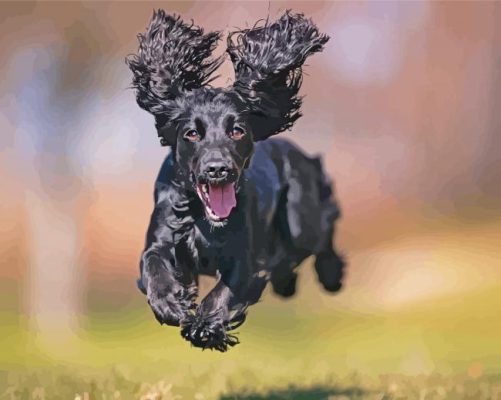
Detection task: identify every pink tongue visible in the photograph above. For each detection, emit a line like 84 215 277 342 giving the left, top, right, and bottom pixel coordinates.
208 183 236 218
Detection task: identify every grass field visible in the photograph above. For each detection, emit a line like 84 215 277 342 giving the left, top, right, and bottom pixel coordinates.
3 371 501 399
2 274 501 399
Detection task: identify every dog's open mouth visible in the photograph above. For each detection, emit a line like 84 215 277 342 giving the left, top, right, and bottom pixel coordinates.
196 182 236 223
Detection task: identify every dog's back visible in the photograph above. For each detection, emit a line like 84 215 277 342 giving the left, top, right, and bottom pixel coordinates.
247 138 344 296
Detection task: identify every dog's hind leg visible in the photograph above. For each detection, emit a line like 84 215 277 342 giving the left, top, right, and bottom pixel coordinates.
314 231 345 292
284 150 345 293
268 190 309 298
269 249 308 298
271 260 298 297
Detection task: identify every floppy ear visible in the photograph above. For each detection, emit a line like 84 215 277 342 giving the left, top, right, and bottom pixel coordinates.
227 11 329 141
126 10 224 146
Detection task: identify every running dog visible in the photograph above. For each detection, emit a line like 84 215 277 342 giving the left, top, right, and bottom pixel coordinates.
127 9 345 351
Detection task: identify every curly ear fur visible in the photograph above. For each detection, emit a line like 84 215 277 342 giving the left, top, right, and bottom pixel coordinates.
227 11 329 141
127 10 327 146
126 10 224 118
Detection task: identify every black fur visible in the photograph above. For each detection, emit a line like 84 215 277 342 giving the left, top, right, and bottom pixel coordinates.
126 10 224 144
227 11 329 140
127 10 344 352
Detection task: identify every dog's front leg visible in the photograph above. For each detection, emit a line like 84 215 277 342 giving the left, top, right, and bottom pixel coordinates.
181 257 268 351
180 265 247 351
139 202 198 327
141 250 197 327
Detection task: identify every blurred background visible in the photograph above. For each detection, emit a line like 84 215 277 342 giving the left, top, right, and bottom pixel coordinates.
1 1 501 398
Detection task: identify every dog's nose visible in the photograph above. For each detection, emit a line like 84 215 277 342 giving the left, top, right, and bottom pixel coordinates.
205 162 230 180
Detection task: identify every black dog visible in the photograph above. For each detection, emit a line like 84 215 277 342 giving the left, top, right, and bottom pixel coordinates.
127 10 345 351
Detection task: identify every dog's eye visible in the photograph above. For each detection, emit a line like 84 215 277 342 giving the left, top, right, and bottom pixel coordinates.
230 127 245 141
184 129 201 142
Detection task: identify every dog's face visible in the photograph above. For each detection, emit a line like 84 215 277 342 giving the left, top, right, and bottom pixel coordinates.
158 89 254 226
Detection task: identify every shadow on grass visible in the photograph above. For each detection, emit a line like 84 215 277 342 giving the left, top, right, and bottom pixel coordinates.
220 385 368 400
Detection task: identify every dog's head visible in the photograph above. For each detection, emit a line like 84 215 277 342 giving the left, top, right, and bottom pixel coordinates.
158 88 253 225
127 10 328 226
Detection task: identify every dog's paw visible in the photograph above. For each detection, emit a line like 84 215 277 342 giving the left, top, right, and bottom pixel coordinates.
180 309 240 352
148 286 197 327
315 251 344 293
148 294 183 326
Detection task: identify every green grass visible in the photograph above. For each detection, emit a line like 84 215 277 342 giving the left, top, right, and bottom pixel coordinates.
2 277 501 399
3 370 501 399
